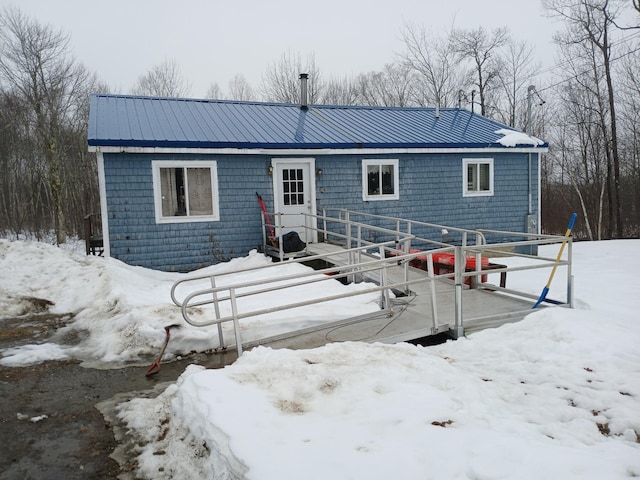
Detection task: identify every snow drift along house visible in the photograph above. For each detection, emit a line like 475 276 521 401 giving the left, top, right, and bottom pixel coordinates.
87 88 547 272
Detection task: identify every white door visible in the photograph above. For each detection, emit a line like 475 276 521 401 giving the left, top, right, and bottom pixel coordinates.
272 158 317 243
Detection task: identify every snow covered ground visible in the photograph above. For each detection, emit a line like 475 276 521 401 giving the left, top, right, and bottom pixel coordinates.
1 238 639 478
0 241 382 367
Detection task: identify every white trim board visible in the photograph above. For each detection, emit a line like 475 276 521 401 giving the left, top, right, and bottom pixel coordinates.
89 146 548 155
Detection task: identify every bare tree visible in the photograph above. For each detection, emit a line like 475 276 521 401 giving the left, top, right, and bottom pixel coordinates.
546 78 609 240
618 48 640 232
399 23 469 108
354 63 417 107
131 58 191 97
452 26 510 117
321 76 360 105
543 0 628 237
204 82 223 99
0 6 98 243
495 39 540 129
228 74 255 101
260 52 323 103
0 91 32 236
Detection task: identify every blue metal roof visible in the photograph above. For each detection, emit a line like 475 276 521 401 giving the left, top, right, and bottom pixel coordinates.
88 94 547 150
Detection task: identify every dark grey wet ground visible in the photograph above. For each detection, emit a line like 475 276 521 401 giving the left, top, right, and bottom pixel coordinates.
0 313 236 480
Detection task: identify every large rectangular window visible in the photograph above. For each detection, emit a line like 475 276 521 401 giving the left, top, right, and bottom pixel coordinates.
362 159 399 201
152 161 220 223
463 158 494 197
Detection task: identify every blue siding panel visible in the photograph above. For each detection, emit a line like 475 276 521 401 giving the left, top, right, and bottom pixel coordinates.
103 151 538 271
104 153 272 271
313 152 538 246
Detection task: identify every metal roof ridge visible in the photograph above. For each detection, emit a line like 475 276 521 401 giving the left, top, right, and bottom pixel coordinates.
90 93 469 113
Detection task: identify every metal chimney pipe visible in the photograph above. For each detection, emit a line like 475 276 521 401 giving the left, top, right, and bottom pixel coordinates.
299 73 308 110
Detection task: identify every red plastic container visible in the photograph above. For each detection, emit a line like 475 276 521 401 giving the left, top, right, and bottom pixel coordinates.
389 250 489 285
431 252 489 285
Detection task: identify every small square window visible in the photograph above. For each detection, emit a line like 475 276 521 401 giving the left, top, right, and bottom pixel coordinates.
463 158 494 197
362 159 399 201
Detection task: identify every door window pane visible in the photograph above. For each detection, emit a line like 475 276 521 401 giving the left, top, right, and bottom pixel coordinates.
283 168 304 206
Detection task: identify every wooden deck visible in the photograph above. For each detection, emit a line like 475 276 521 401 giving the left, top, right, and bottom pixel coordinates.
250 242 536 351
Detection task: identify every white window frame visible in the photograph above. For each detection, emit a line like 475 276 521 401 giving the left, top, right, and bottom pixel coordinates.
362 159 400 201
463 158 494 197
152 160 220 223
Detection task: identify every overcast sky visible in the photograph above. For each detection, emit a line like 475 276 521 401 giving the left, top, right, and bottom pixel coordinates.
2 0 560 98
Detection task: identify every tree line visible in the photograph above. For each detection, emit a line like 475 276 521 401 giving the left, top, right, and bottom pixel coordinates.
1 1 638 243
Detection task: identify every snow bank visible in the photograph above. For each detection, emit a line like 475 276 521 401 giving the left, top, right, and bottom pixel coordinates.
117 321 640 479
112 239 640 479
0 240 381 367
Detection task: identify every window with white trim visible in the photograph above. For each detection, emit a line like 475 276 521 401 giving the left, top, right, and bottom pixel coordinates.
463 158 494 197
362 159 399 201
152 161 220 223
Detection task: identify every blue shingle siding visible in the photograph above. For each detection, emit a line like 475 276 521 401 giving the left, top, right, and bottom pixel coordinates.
103 150 538 271
91 95 545 271
313 152 538 246
104 153 272 272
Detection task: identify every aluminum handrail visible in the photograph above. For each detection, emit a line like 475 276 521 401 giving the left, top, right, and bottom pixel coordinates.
171 238 414 307
179 252 413 309
178 246 455 355
261 209 421 261
476 227 564 239
172 210 574 354
323 208 488 246
180 253 442 325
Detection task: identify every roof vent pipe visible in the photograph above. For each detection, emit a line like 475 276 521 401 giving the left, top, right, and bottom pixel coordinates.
299 73 308 110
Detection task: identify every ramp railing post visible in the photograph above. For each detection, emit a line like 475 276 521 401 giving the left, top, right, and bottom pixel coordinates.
473 250 482 289
276 212 284 261
379 244 390 311
229 288 243 357
210 276 225 349
260 214 266 253
404 223 412 295
345 210 351 249
453 245 464 338
322 208 327 242
402 236 409 296
349 225 362 283
357 225 362 266
426 253 439 334
476 232 483 246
